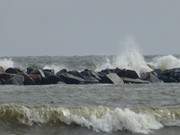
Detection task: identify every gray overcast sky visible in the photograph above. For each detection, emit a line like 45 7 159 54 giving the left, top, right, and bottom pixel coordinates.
0 0 180 56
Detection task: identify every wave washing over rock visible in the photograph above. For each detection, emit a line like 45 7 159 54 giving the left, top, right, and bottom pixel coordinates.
1 53 180 85
0 58 15 70
100 48 152 76
2 54 180 74
149 55 180 70
95 38 180 75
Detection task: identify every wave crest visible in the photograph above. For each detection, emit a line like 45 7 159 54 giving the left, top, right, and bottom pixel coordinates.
0 104 164 134
149 55 180 70
0 58 15 70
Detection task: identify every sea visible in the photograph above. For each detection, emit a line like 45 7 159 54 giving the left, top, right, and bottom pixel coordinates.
1 49 180 135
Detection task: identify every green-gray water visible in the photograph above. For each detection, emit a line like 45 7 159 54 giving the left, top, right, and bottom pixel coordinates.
1 55 180 135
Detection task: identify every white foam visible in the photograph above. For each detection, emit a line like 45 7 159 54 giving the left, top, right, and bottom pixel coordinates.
95 58 114 71
95 37 152 75
113 37 152 75
0 104 163 134
0 58 14 69
149 55 180 70
67 108 163 134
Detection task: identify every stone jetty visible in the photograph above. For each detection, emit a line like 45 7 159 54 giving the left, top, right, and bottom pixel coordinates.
0 66 179 85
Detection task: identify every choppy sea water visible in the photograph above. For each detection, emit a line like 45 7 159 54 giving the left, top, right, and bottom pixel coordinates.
1 54 180 135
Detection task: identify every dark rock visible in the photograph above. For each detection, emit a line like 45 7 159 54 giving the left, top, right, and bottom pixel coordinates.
140 72 162 83
27 67 34 74
23 74 36 85
100 69 147 84
153 68 180 83
114 68 139 79
56 71 85 84
0 73 24 85
68 70 82 78
56 69 86 84
160 75 177 83
42 75 60 84
99 68 115 75
106 73 124 85
30 69 46 78
5 68 37 85
56 69 67 76
0 73 13 84
99 68 139 79
0 80 3 84
122 77 149 84
6 74 24 85
28 74 42 84
98 73 113 83
0 66 5 73
0 73 13 79
38 69 46 78
5 68 23 74
80 69 100 83
43 69 55 77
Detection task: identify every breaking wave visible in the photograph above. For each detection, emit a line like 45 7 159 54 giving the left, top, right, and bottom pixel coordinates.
0 53 180 75
97 54 180 75
0 58 15 70
96 37 153 75
3 104 180 134
96 37 180 74
114 45 152 75
149 55 180 70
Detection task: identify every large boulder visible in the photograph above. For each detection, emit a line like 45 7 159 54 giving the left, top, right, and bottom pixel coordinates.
99 68 116 75
98 74 114 84
6 74 24 85
121 77 149 84
56 69 85 84
5 68 23 74
140 71 162 83
80 69 100 84
30 69 45 78
68 70 83 78
0 73 24 85
23 74 36 85
43 69 55 77
28 74 42 84
42 75 60 84
5 67 37 85
154 68 180 83
99 68 144 84
0 73 13 84
106 73 124 85
0 66 5 73
99 68 139 79
56 69 67 75
27 67 34 74
114 68 139 79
